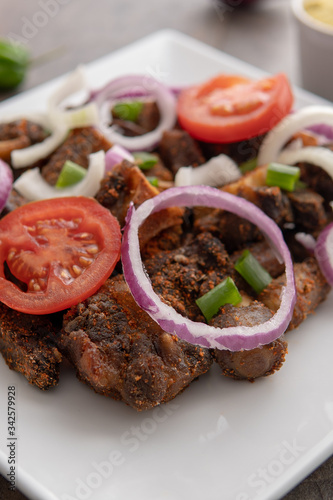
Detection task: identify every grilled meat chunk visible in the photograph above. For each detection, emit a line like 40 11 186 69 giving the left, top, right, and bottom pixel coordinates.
95 160 183 247
199 134 266 164
286 189 328 231
259 257 331 331
299 161 333 206
159 129 205 175
212 303 288 381
0 303 62 390
194 210 261 253
41 127 112 185
0 119 48 163
144 232 233 321
58 275 212 411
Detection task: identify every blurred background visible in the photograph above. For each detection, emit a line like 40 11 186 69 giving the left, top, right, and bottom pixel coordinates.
0 0 332 499
0 0 300 100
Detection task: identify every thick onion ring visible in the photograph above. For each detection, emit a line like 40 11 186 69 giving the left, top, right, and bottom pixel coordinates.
121 185 296 351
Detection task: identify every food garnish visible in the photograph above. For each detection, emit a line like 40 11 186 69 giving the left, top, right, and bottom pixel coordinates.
122 185 296 351
0 196 121 314
177 73 293 143
196 277 242 322
13 151 106 201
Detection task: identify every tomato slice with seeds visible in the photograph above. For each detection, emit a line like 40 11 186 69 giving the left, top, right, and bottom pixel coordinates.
177 73 294 143
0 196 121 315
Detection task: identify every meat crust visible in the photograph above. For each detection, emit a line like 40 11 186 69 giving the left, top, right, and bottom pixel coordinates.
0 303 62 390
212 303 288 381
57 276 213 411
259 257 331 331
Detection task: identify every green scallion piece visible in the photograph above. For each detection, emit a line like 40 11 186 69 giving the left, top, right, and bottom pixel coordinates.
266 162 300 192
195 277 242 322
133 152 158 170
239 157 257 174
147 176 159 187
112 100 143 122
234 249 272 294
56 160 86 188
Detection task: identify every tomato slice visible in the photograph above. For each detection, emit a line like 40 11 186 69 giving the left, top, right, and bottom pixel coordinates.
177 73 294 144
0 197 121 314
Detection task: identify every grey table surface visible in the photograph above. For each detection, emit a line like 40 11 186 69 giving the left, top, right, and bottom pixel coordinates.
0 0 332 499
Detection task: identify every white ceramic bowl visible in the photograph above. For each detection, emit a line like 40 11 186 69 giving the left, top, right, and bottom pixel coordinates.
292 0 333 101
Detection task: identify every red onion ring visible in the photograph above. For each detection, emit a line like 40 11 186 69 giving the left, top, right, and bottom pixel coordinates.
314 222 333 286
105 145 134 172
91 75 177 151
0 159 13 214
122 185 296 351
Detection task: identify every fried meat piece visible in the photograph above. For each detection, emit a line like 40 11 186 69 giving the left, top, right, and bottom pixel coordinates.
259 257 331 331
299 161 333 206
42 127 112 185
58 276 212 411
223 165 293 225
286 189 328 231
212 303 288 381
0 303 62 390
224 164 329 231
144 232 233 321
199 134 266 164
194 210 261 253
95 160 183 247
0 119 48 163
158 129 205 175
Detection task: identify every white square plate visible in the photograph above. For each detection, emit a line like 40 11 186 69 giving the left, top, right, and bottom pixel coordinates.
0 29 332 500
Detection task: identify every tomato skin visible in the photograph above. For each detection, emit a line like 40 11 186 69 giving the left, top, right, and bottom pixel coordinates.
177 73 294 144
0 197 121 315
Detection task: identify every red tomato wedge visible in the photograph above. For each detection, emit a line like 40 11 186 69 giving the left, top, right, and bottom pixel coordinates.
0 197 121 315
177 73 294 143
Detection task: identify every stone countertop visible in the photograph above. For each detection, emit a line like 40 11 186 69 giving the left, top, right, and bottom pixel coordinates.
0 0 332 499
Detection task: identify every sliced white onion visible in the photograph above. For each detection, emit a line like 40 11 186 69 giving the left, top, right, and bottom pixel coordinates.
93 75 177 151
278 146 333 184
122 185 296 351
10 67 100 169
257 106 333 166
13 151 105 201
11 124 68 169
315 222 333 286
175 154 241 187
0 111 68 170
48 66 99 129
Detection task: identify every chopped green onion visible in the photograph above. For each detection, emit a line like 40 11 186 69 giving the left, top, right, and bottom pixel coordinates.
56 160 86 188
266 162 300 192
146 176 159 187
239 157 257 174
112 100 143 122
196 277 242 322
234 249 272 294
133 152 158 170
